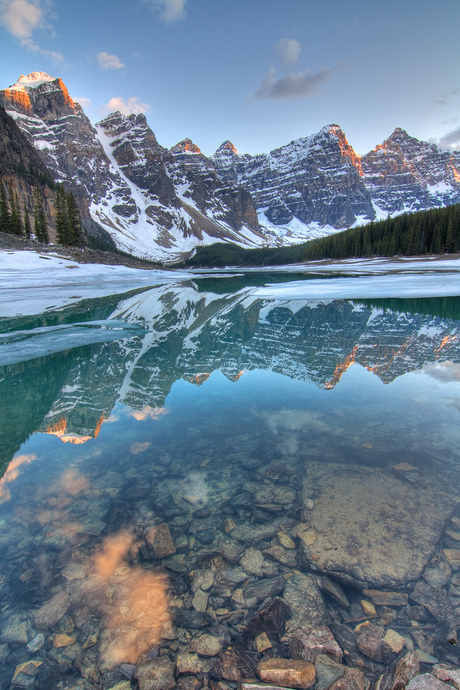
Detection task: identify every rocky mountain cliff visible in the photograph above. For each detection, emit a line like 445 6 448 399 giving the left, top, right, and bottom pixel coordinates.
1 72 459 262
0 73 265 261
0 104 58 240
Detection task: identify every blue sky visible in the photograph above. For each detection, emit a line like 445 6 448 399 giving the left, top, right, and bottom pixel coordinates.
0 0 459 156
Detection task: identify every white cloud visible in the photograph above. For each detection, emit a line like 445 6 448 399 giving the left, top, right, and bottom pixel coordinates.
253 66 333 100
0 0 63 62
97 51 124 70
74 97 91 109
146 0 186 22
276 38 301 66
0 0 42 39
102 96 151 116
436 126 460 151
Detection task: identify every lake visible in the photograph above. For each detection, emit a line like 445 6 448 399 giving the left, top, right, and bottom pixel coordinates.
1 267 460 689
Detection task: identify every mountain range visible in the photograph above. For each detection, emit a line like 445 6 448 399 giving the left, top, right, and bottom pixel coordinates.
1 71 460 263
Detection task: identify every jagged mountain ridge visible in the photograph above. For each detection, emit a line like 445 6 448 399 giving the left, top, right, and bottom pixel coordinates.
0 73 265 261
1 72 459 262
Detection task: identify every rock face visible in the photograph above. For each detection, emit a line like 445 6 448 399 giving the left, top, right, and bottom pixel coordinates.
213 126 375 230
0 104 58 240
0 72 264 262
213 126 460 235
0 73 116 247
299 462 456 588
361 127 460 215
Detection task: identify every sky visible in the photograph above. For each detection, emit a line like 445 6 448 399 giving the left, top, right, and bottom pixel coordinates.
0 0 459 157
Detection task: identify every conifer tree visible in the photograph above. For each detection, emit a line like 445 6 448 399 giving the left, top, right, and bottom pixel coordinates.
0 181 11 234
33 184 49 244
9 186 23 236
66 190 82 246
23 206 31 239
55 186 68 244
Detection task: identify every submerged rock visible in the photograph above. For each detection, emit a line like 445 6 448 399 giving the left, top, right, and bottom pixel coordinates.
290 626 343 664
170 606 213 629
134 656 176 690
144 523 176 559
406 674 450 690
300 462 456 589
283 574 329 634
34 591 71 629
257 657 316 689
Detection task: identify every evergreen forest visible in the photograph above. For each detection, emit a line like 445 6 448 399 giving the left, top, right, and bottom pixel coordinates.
185 203 460 267
0 181 82 246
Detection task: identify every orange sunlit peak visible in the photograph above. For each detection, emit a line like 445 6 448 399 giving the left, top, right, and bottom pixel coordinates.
324 345 358 389
329 125 363 176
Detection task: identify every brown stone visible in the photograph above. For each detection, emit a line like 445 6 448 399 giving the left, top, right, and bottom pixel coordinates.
248 597 292 642
406 674 450 690
257 658 316 689
189 634 223 657
135 656 176 690
383 629 406 654
176 652 203 674
362 590 408 606
390 651 421 690
290 626 343 664
223 518 236 533
220 650 242 681
360 600 377 618
356 623 395 664
145 523 176 559
53 633 76 648
255 632 272 652
329 668 366 690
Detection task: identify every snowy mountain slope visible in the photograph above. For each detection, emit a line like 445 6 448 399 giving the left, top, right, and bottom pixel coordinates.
0 73 268 262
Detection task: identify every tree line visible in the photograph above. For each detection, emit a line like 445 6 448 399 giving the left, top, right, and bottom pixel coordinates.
184 203 460 267
300 203 460 261
0 181 82 246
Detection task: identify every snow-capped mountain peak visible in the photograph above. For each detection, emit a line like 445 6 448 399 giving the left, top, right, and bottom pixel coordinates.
12 72 56 90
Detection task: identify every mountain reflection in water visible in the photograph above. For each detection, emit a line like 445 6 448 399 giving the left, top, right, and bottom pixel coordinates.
0 280 460 688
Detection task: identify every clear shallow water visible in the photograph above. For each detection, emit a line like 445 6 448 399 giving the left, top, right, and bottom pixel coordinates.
1 276 460 688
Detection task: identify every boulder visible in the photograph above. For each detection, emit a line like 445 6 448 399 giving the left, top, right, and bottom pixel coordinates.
290 626 343 664
134 657 176 690
257 658 316 689
299 462 456 589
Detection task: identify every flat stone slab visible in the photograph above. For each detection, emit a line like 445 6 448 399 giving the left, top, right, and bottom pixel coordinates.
300 462 456 589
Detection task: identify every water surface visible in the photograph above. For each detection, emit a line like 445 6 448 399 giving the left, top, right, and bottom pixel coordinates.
1 275 460 688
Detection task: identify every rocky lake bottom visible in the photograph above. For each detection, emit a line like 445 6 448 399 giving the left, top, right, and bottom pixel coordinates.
1 278 460 690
